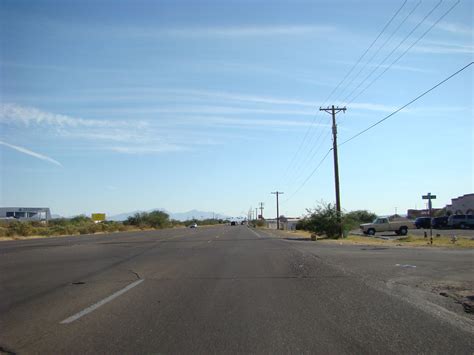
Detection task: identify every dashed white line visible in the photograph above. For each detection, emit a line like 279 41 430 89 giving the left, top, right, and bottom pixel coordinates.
248 228 262 238
60 279 144 324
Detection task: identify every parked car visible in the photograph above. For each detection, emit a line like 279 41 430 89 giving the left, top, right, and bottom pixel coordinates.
230 221 236 226
189 223 198 228
415 217 431 229
431 216 448 229
447 215 474 229
360 217 414 236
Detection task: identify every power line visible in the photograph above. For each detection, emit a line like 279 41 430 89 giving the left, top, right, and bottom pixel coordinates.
284 61 473 203
334 0 421 102
277 0 409 188
341 0 444 105
346 0 461 105
282 125 330 189
283 149 332 203
323 0 408 104
339 62 473 147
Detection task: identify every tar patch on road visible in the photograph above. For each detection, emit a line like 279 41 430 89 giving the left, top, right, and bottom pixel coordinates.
432 283 474 314
0 345 16 355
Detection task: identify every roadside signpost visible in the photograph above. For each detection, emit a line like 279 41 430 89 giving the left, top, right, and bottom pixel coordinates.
422 193 436 238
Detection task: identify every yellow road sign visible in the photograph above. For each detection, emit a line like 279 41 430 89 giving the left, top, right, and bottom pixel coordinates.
91 213 106 222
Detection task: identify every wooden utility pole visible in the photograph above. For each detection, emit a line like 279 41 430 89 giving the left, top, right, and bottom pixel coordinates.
320 105 347 238
271 191 284 230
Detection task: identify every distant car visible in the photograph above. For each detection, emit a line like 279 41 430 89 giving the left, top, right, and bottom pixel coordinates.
431 216 448 229
230 221 236 226
189 223 198 228
447 215 474 229
414 217 431 229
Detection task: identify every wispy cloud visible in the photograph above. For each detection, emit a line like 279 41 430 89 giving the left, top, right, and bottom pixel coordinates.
0 140 62 166
126 25 335 38
334 60 432 73
89 105 316 116
164 89 317 107
108 144 187 154
410 40 473 54
430 20 473 36
348 102 399 113
0 103 146 128
175 115 328 129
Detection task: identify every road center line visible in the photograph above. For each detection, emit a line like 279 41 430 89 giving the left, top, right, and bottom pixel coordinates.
60 279 144 324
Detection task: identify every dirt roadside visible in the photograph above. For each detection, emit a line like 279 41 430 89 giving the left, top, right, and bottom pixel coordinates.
262 228 474 249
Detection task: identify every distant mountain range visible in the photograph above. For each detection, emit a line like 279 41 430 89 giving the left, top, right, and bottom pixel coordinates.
108 209 231 221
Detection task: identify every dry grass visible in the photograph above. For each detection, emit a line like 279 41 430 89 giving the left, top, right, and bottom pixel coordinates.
266 228 474 249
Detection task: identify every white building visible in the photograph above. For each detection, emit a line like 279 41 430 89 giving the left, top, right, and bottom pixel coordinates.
446 194 474 215
0 207 52 221
266 217 300 230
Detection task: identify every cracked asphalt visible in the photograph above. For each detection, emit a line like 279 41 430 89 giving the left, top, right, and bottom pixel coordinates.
0 225 473 354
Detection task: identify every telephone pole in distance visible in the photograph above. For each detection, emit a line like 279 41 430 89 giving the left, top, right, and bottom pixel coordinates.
320 105 347 238
259 202 264 219
271 191 284 230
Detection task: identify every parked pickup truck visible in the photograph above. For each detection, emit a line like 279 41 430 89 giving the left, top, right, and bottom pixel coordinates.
360 217 414 236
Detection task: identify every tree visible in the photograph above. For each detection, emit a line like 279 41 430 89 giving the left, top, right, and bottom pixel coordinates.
345 210 377 223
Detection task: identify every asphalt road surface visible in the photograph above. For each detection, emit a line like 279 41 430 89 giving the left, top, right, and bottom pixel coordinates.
1 226 473 354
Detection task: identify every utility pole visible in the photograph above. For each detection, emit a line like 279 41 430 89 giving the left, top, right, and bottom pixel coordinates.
255 208 258 220
271 191 284 230
320 105 346 238
259 202 264 219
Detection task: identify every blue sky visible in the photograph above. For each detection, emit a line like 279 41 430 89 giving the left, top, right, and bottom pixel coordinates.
0 0 472 218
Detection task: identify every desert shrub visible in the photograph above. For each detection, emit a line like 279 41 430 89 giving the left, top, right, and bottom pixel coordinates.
8 221 34 236
125 210 171 229
300 203 341 239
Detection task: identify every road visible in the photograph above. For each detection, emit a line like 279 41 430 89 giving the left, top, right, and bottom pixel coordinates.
1 226 473 354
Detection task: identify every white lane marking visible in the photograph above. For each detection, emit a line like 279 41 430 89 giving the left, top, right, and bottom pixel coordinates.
60 279 144 324
248 228 262 238
395 264 416 268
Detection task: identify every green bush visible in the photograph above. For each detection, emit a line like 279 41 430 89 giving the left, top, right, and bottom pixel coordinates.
125 210 171 229
299 203 341 239
297 204 378 239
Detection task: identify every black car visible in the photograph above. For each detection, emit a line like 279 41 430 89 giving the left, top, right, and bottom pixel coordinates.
415 217 431 229
447 214 474 229
431 216 448 229
230 221 236 226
